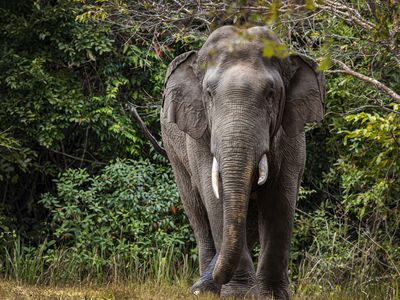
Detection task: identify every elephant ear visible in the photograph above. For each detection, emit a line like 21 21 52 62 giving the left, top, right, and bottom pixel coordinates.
282 54 325 137
162 51 207 140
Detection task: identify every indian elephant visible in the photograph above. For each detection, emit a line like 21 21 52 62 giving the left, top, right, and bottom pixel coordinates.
160 25 325 299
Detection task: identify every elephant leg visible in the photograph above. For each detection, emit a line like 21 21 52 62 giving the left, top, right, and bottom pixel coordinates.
165 144 219 294
186 154 222 295
256 176 299 300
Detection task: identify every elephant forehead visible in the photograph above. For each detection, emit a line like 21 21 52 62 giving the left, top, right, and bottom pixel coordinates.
202 42 285 84
218 64 274 90
206 39 265 64
202 25 279 52
200 26 280 63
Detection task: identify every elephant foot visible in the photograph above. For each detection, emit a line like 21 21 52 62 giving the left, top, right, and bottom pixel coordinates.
190 275 220 296
259 283 290 300
260 289 290 300
220 273 258 298
190 254 220 296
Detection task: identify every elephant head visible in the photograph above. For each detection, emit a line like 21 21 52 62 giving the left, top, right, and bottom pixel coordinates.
163 26 325 285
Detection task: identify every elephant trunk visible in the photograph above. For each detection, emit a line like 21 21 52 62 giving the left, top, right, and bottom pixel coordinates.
212 148 255 285
210 86 268 284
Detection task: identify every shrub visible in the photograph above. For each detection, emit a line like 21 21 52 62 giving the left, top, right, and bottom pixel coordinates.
38 159 195 281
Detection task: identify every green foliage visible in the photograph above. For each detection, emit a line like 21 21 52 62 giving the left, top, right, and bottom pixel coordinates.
0 0 166 161
262 38 290 58
0 129 35 181
0 0 171 236
338 105 400 220
0 208 18 253
1 160 196 284
39 159 194 268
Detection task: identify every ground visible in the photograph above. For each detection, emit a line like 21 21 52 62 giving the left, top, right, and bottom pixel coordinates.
0 280 380 300
0 280 213 300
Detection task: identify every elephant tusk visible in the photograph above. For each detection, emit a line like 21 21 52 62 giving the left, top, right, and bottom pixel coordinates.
258 154 268 185
211 157 220 199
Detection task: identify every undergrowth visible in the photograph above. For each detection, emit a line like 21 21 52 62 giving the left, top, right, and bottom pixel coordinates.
1 160 398 299
2 238 195 286
1 228 399 299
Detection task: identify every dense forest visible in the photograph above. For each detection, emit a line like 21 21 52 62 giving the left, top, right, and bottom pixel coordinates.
0 0 399 298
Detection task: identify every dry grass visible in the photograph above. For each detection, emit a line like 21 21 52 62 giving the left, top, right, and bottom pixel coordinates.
0 280 384 300
0 280 219 300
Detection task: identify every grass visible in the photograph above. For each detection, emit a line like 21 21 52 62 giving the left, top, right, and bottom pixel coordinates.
0 280 396 300
0 280 209 300
1 237 197 286
1 237 399 299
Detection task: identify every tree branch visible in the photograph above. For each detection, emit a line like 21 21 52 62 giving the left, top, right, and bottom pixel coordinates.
316 0 399 64
316 0 374 31
49 149 106 165
126 102 167 158
332 59 400 103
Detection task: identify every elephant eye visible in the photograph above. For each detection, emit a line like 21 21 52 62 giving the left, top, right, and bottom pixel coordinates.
266 89 275 99
206 87 213 98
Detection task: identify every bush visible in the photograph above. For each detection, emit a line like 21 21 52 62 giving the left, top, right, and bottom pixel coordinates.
36 159 195 282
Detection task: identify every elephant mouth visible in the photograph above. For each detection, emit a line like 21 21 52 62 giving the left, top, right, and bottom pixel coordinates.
211 153 268 199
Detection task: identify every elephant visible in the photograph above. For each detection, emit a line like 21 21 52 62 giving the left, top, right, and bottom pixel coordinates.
160 25 325 299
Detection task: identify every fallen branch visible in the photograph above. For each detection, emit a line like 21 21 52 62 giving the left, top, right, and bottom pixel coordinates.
332 59 400 103
126 102 167 158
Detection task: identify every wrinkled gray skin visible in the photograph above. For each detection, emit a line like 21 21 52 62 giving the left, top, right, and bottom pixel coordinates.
160 26 325 299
